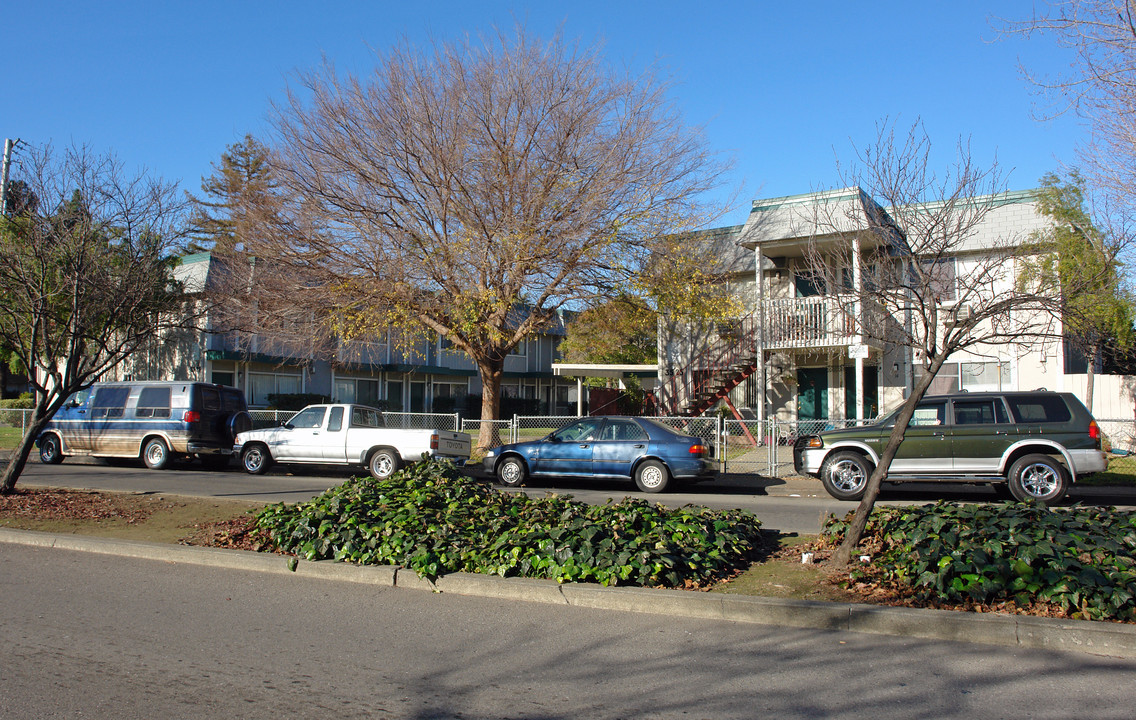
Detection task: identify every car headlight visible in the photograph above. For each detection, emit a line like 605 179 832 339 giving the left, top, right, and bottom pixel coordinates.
805 437 824 449
484 449 496 458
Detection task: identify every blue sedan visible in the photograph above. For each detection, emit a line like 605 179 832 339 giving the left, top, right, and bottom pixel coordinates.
482 416 716 493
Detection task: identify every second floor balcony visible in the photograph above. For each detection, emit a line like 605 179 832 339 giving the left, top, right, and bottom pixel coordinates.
760 296 885 352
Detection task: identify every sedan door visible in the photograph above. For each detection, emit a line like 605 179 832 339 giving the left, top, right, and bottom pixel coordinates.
530 418 603 477
591 418 650 477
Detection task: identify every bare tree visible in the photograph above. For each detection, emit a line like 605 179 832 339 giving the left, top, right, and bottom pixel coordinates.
237 26 732 449
0 144 191 493
1002 1 1136 210
805 122 1090 566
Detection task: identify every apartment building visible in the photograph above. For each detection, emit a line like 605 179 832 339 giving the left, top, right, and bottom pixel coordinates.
112 252 579 414
659 186 1136 422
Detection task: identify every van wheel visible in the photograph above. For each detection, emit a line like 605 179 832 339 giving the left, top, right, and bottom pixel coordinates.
39 435 65 464
820 451 873 500
1008 454 1068 505
241 444 272 475
142 438 171 470
369 449 400 480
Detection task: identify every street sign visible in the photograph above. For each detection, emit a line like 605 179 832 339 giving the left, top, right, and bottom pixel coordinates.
848 344 870 359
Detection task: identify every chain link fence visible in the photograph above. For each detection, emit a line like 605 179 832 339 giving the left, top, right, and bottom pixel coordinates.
9 401 1136 480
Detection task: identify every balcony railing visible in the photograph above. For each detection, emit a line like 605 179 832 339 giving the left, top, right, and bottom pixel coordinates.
761 296 883 351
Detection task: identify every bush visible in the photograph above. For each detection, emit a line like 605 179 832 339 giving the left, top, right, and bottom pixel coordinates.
266 393 328 411
0 394 34 426
255 459 762 587
823 502 1136 622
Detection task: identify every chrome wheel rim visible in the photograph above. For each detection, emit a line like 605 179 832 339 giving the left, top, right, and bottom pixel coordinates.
40 440 57 462
373 454 394 478
244 449 263 472
145 442 166 465
829 459 867 493
640 465 665 489
1020 462 1060 498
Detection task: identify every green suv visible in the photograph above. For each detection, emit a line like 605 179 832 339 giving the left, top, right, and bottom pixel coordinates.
793 391 1108 505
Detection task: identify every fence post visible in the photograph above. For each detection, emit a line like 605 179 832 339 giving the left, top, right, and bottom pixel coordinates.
453 413 459 433
717 416 724 473
768 417 776 477
512 414 519 445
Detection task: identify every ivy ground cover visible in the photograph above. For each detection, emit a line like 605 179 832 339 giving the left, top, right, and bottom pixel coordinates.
255 459 763 588
824 502 1136 622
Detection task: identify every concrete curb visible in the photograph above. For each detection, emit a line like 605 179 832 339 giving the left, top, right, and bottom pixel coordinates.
3 527 1135 658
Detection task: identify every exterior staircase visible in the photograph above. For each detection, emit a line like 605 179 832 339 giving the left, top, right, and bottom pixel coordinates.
659 315 761 418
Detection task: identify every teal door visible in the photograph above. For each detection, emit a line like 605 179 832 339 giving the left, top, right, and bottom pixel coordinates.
797 368 828 421
844 366 879 419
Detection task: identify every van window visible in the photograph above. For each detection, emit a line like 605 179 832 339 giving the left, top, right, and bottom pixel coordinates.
91 387 129 418
136 387 171 418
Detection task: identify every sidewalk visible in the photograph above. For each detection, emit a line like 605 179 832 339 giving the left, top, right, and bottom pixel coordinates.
2 527 1134 659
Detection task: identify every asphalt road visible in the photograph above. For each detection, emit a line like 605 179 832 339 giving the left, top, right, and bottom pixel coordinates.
4 542 1136 720
15 458 1136 535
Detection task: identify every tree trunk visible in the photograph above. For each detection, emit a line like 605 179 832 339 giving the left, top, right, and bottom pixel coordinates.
475 356 506 451
0 410 54 494
829 355 946 567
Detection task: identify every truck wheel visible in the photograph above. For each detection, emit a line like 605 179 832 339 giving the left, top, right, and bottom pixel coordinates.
369 449 401 480
241 444 272 475
1008 454 1068 505
142 438 171 470
819 451 873 500
39 435 65 464
496 456 527 487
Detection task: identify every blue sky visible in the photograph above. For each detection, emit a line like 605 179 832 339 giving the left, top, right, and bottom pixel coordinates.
9 1 1079 226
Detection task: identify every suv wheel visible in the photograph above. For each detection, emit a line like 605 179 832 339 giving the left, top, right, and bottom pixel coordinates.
820 451 873 500
1008 454 1068 505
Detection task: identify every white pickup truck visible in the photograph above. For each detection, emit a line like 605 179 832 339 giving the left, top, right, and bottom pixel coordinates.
233 404 471 479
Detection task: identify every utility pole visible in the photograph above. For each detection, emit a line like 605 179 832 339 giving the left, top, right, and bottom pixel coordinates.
1 138 21 216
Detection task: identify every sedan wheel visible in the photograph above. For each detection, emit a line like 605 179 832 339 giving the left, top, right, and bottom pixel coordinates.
634 460 670 493
496 456 526 487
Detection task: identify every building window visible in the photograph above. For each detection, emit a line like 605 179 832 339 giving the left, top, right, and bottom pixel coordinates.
334 377 381 406
248 372 302 407
960 361 1011 392
508 339 528 358
921 259 957 302
212 371 235 387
